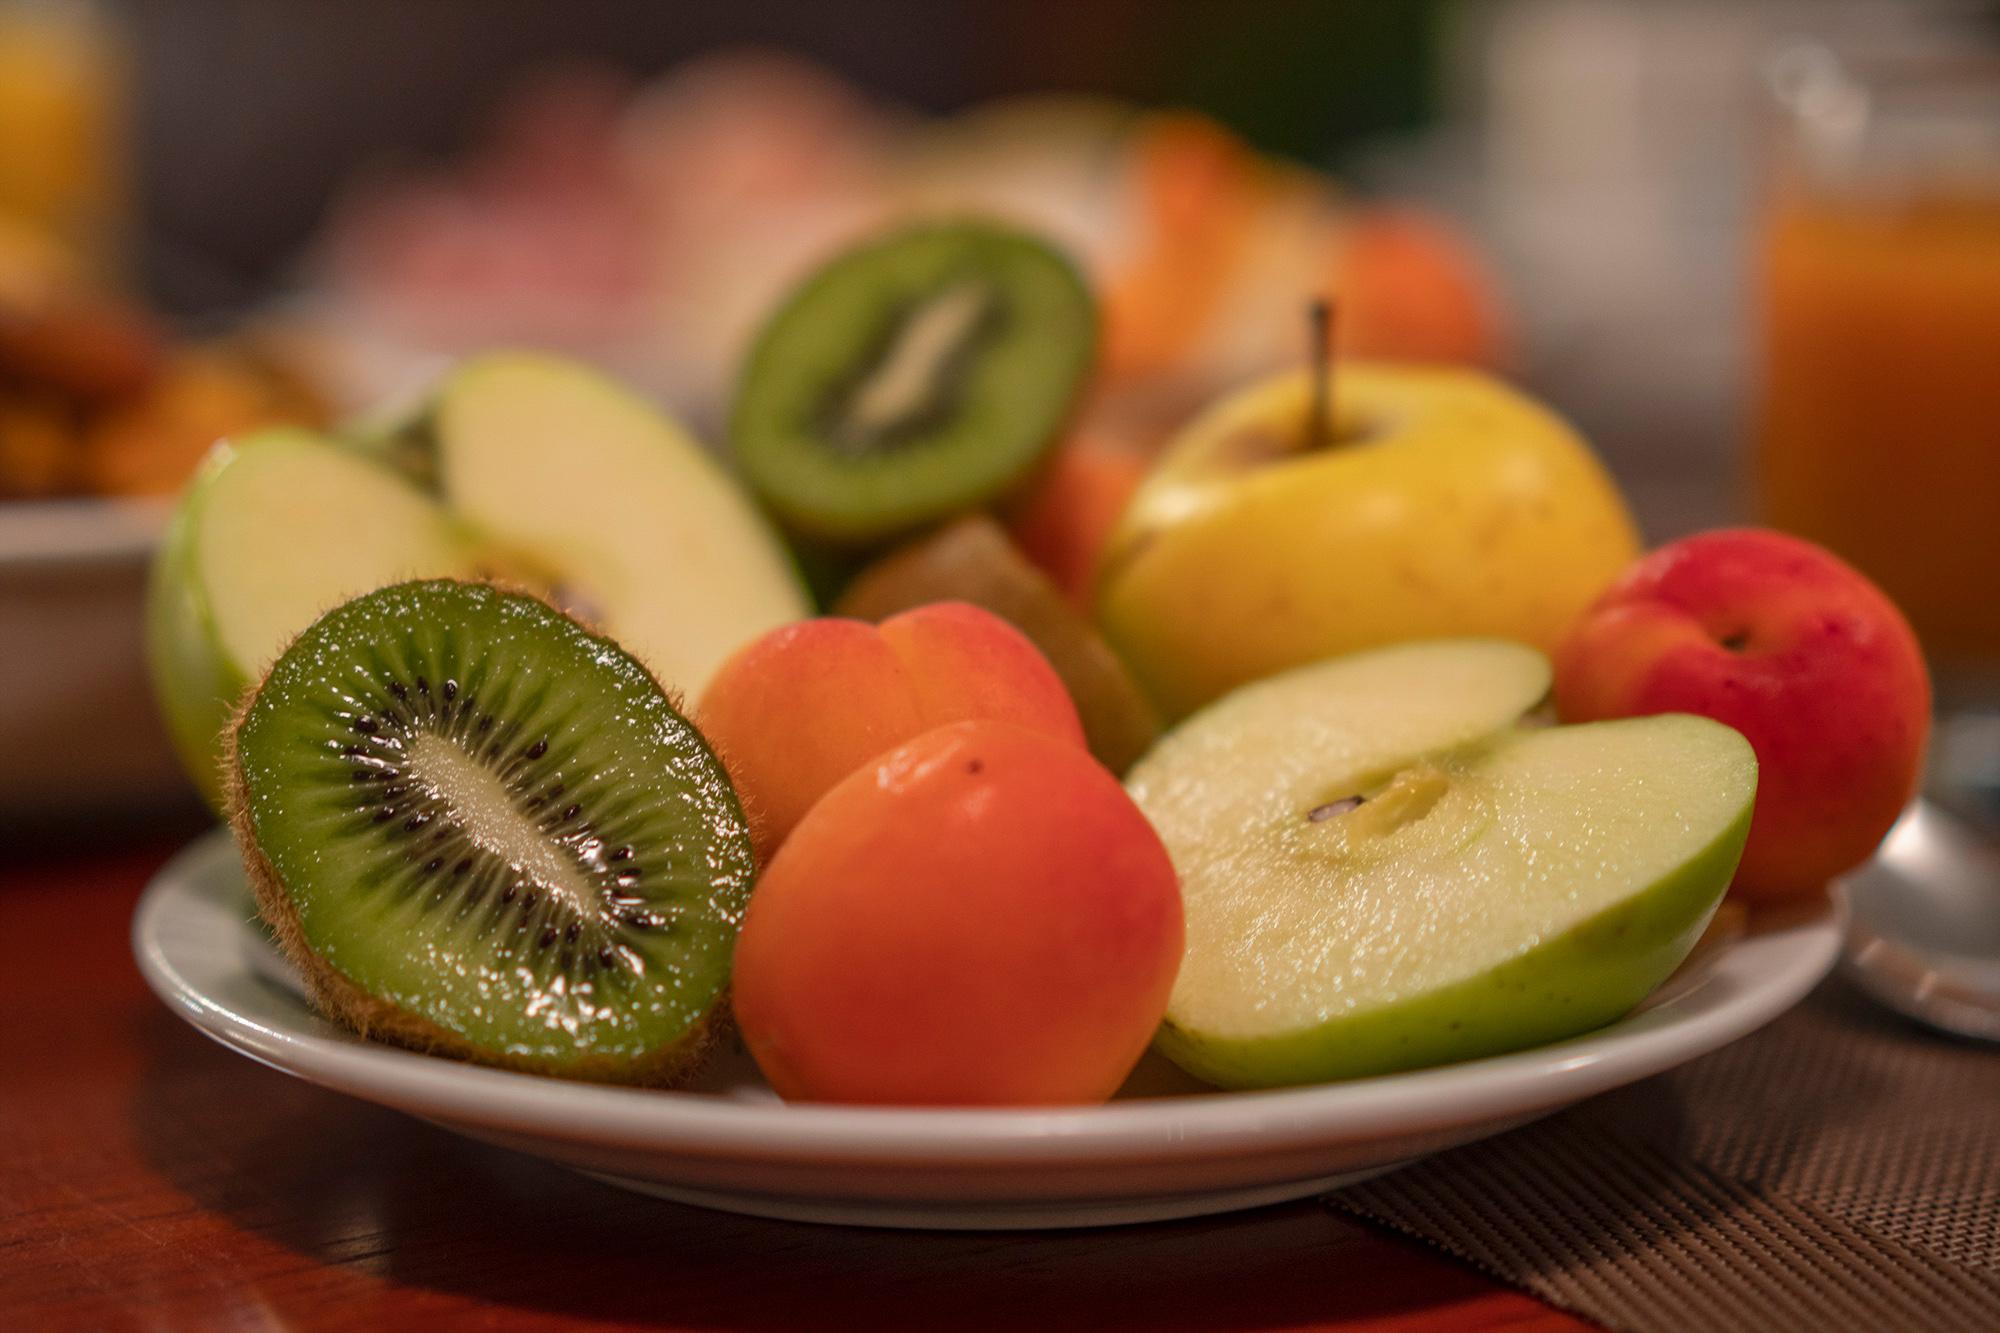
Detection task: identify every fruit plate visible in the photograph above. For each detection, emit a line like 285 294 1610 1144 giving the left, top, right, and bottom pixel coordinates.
134 827 1844 1231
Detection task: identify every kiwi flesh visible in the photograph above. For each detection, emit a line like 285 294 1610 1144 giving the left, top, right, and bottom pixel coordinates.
836 515 1161 773
227 579 755 1085
733 219 1096 545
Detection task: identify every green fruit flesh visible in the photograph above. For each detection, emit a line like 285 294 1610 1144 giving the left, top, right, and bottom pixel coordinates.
733 220 1095 543
433 352 809 699
232 580 755 1079
147 430 474 807
149 355 811 807
1128 640 1756 1088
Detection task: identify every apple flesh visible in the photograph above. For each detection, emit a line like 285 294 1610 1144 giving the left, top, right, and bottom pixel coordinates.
428 352 810 699
1098 365 1641 719
1554 528 1931 902
147 354 810 807
146 429 474 806
1127 639 1756 1089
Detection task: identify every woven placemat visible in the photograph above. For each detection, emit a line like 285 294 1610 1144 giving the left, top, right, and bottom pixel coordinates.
1326 978 2000 1332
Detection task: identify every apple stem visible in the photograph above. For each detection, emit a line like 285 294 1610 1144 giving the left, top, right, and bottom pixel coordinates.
1305 298 1336 451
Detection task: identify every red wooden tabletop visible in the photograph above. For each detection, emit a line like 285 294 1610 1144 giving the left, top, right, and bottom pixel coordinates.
1 827 1586 1332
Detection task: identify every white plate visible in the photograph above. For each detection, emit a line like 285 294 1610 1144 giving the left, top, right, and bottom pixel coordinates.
134 828 1844 1230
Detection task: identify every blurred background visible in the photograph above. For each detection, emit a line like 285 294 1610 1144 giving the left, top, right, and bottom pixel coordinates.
3 0 1998 832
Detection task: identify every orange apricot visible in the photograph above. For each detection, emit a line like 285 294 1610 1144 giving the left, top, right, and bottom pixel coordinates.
694 602 1083 861
1333 206 1509 369
1004 436 1148 609
732 720 1183 1105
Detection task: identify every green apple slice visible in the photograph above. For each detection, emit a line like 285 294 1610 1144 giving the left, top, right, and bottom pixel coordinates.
430 352 809 701
1127 639 1756 1089
147 430 475 806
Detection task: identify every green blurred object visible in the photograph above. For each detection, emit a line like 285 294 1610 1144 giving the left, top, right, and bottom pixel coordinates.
1139 0 1446 166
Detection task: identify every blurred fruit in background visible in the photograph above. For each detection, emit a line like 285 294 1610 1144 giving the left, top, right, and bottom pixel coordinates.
1002 435 1148 609
0 211 326 499
0 4 326 503
304 50 1508 436
79 343 323 495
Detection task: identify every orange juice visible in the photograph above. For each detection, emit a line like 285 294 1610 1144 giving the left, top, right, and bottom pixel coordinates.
0 2 126 269
1757 188 2000 665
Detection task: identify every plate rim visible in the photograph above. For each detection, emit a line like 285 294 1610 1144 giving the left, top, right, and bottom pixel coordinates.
134 827 1845 1166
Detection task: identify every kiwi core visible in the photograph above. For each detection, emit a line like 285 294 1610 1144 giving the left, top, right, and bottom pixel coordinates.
405 731 598 912
836 280 994 450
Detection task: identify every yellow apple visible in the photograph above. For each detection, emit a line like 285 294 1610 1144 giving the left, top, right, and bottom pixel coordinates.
1097 364 1641 718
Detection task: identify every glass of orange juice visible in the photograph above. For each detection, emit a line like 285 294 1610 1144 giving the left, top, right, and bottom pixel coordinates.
1757 43 2000 822
1757 46 2000 698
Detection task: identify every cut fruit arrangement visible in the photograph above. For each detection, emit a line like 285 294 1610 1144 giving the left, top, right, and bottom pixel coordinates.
150 214 1934 1105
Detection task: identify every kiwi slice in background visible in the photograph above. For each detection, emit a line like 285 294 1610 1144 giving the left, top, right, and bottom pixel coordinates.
227 579 755 1085
836 515 1160 773
733 219 1096 545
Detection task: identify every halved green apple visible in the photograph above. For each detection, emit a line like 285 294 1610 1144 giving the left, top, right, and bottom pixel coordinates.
147 428 475 805
1126 639 1756 1089
148 354 809 808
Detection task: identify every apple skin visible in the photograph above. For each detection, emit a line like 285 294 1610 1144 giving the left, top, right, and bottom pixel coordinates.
146 444 247 810
146 428 378 810
146 429 477 811
1153 773 1750 1088
1553 528 1931 902
1097 365 1640 719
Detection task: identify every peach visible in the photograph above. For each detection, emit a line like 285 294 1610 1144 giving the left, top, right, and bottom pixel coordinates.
694 602 1084 860
1333 206 1509 370
1003 435 1148 609
1102 112 1263 382
1554 528 1932 902
732 720 1183 1105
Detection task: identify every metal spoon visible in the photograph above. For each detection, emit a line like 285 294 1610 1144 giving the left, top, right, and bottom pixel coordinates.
1841 801 2000 1042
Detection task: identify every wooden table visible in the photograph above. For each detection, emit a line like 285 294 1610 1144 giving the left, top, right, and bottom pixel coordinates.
1 830 1584 1331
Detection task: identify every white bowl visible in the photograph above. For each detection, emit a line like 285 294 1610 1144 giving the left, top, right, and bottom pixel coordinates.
0 499 187 818
134 828 1843 1230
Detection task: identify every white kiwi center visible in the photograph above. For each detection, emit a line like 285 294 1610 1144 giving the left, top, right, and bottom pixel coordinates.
841 280 991 443
406 731 595 910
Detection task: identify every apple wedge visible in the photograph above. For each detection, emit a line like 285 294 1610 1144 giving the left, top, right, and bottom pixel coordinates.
147 429 475 805
148 355 809 807
1126 639 1756 1089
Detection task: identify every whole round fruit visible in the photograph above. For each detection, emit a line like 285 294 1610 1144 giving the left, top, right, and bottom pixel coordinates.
732 720 1183 1105
694 600 1085 861
1554 528 1931 901
1097 364 1641 720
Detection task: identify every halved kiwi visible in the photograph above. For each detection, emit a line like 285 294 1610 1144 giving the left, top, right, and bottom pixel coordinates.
732 219 1096 544
226 579 755 1085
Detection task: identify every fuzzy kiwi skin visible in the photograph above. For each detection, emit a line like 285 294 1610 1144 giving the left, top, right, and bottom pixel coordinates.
223 581 735 1088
